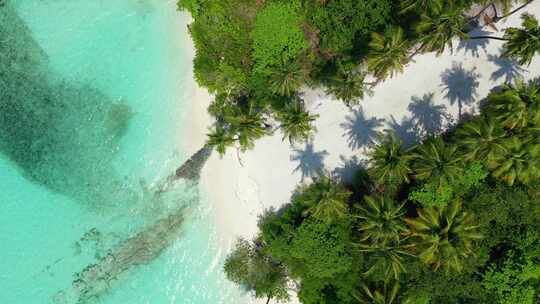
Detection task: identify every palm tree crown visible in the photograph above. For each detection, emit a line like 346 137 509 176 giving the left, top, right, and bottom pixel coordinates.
455 116 507 162
356 195 408 244
276 98 319 145
367 27 410 81
415 1 468 55
368 132 413 186
269 60 305 96
502 13 540 66
357 240 415 282
488 79 540 130
326 68 370 106
404 200 482 272
224 99 270 151
488 136 540 186
353 281 400 304
400 0 442 14
207 125 235 156
302 175 352 223
411 137 463 186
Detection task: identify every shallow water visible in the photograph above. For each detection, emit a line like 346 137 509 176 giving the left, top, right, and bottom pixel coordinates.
0 1 244 303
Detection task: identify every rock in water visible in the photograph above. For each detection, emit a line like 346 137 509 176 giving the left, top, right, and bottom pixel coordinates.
154 144 213 194
56 205 191 303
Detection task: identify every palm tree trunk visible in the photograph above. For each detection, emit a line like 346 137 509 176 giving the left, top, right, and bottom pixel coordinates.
494 0 535 22
467 2 496 21
266 296 271 304
468 35 509 41
408 41 427 61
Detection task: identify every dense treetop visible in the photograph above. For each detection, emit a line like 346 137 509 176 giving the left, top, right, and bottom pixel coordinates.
223 79 540 303
176 0 540 302
178 0 540 155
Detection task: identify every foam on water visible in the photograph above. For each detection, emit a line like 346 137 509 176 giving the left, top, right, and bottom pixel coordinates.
0 1 245 303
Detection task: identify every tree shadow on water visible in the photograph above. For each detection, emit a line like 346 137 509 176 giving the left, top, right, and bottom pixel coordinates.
340 108 385 150
408 93 451 137
488 53 527 84
290 142 328 181
441 62 480 119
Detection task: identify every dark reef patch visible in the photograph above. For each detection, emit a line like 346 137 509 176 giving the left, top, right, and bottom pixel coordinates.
0 4 134 207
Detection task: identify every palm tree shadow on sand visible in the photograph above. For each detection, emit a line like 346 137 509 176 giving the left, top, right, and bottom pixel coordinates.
457 28 492 57
407 93 452 137
488 53 528 83
441 62 480 119
291 142 328 181
340 108 385 150
332 155 365 184
385 115 421 148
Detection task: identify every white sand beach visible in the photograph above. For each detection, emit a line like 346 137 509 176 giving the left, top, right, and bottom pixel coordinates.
178 2 540 303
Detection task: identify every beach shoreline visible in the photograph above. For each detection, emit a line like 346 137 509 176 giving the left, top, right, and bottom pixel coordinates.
176 2 540 304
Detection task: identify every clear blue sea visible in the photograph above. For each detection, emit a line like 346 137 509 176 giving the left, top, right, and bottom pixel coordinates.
0 1 245 303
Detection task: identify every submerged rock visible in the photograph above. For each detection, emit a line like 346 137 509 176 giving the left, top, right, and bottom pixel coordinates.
56 204 191 304
0 4 135 207
154 144 213 194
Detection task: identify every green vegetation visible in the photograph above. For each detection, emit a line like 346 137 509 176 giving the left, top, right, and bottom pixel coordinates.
224 79 540 303
252 3 307 71
178 0 540 155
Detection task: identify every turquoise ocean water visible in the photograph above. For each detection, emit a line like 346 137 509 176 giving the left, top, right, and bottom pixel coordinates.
0 1 245 303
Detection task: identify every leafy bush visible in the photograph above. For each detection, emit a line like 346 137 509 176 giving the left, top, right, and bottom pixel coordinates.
252 3 307 71
409 162 487 208
305 0 392 55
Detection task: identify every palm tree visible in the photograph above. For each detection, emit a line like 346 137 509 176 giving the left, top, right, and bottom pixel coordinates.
357 240 415 282
269 60 305 96
303 174 352 223
366 27 410 81
488 79 540 130
469 14 540 66
355 195 408 244
326 68 370 106
207 125 236 156
454 116 507 162
368 132 413 186
353 281 400 304
275 98 319 145
488 136 540 186
404 200 483 272
411 137 463 186
415 1 468 55
501 13 540 66
224 100 270 152
399 0 442 14
494 0 536 21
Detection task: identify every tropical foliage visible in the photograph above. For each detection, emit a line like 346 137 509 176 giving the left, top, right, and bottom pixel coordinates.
224 79 540 303
368 132 412 186
301 174 352 223
410 137 463 186
404 200 482 272
178 0 540 301
356 195 407 244
502 13 540 66
415 1 468 55
179 0 540 155
275 98 319 144
366 27 410 80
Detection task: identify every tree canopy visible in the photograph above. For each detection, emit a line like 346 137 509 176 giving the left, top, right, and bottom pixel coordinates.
223 79 540 303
